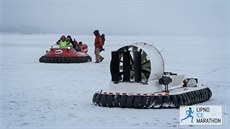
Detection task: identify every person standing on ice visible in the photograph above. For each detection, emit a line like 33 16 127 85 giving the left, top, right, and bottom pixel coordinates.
93 30 104 63
56 35 71 48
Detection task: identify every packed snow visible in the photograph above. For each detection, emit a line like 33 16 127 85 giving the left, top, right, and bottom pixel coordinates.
0 34 229 129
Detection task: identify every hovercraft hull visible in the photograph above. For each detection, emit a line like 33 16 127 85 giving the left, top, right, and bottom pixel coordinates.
92 87 212 109
39 48 92 63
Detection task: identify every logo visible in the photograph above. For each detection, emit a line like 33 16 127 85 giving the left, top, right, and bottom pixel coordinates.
181 107 194 123
180 105 222 125
55 49 63 54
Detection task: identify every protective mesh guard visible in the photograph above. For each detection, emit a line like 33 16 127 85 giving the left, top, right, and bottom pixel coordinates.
110 45 151 83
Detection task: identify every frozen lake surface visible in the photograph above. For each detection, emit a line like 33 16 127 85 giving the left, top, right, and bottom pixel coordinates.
0 34 229 129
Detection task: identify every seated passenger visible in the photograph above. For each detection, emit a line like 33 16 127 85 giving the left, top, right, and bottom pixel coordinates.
72 39 81 51
79 41 88 53
56 35 71 48
67 35 75 48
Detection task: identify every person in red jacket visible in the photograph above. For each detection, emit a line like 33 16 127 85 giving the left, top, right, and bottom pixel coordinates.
93 30 104 63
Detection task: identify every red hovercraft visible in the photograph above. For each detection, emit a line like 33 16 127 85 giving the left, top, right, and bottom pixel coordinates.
92 42 212 109
39 44 92 63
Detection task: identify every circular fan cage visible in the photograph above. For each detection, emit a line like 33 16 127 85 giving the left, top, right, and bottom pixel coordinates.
39 47 92 63
92 42 212 109
111 45 151 83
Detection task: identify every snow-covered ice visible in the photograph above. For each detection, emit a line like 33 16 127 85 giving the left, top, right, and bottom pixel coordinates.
0 34 229 129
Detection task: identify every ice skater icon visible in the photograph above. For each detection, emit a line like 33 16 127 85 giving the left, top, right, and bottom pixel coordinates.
181 107 194 123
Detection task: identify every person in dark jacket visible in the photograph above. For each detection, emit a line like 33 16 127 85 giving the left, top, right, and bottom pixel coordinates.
67 35 82 51
66 35 75 48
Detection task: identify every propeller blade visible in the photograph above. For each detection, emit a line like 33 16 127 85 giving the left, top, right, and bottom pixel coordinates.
142 60 150 66
142 69 150 79
141 51 147 63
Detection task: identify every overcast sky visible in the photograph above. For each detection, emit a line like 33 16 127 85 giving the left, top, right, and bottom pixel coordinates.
0 0 228 37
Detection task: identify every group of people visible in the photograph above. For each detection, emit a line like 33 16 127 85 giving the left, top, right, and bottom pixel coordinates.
56 35 85 52
56 30 105 63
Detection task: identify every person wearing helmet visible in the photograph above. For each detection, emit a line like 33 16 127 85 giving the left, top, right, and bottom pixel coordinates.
56 35 71 48
93 30 104 63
